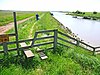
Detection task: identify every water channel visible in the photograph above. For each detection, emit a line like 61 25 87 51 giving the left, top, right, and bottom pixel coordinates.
52 12 100 47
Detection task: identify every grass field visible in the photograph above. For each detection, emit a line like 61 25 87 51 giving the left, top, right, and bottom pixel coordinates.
0 11 100 75
0 10 37 26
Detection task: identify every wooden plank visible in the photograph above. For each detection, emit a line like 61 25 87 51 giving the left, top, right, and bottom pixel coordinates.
95 51 100 54
0 50 4 53
0 33 15 37
35 46 54 52
39 52 48 60
20 42 27 47
36 35 54 40
79 41 94 49
58 31 77 41
33 42 54 47
24 50 34 58
58 37 76 46
20 42 34 58
36 47 44 52
58 31 94 49
35 47 48 60
36 30 54 33
6 39 33 45
95 47 100 49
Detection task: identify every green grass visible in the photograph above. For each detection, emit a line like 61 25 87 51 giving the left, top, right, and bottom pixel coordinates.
0 10 38 26
1 46 100 75
0 11 100 75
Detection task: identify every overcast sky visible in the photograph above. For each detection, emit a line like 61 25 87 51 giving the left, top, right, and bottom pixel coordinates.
0 0 100 12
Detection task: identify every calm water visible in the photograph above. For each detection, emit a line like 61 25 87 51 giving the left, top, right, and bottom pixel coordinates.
52 12 100 47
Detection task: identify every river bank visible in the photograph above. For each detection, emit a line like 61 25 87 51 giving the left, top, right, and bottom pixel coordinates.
52 15 81 41
67 12 100 21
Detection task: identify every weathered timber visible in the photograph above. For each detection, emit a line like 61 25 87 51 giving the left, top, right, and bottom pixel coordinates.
39 52 48 60
20 42 34 58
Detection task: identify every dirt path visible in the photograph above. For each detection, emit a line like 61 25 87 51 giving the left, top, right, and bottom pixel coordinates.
0 16 34 34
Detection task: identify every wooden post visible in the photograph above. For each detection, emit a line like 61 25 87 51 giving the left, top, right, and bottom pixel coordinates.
76 40 79 46
31 32 38 47
93 48 95 56
3 42 8 55
13 12 20 56
54 29 58 53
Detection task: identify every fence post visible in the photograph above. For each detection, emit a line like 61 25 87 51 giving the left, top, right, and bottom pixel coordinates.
93 48 95 56
3 42 8 56
54 29 58 53
76 40 79 46
13 12 20 56
31 32 38 47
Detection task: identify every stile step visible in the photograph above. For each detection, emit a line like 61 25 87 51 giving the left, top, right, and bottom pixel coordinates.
20 42 34 58
24 50 34 58
39 52 48 60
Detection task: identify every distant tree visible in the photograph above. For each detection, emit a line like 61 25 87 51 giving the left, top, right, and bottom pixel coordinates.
93 11 97 14
75 10 82 14
83 12 85 14
72 11 75 13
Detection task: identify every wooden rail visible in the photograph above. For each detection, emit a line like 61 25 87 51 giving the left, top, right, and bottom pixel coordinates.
57 30 97 55
0 29 100 55
58 37 76 46
58 31 94 48
0 29 55 54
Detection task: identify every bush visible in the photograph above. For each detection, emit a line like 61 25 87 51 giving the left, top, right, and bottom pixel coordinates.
93 11 97 14
83 12 85 14
75 10 82 14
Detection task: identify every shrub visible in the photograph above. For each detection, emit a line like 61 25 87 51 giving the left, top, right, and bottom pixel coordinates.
83 12 85 14
93 11 97 14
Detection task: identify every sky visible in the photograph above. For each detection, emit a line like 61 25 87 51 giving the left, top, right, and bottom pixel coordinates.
0 0 100 12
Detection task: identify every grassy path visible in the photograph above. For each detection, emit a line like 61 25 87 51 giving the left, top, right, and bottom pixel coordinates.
0 16 34 34
28 13 45 39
